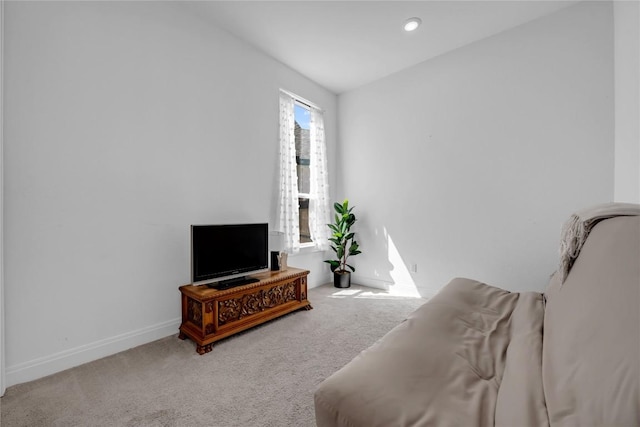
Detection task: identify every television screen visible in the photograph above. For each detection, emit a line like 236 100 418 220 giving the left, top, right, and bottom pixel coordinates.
191 223 268 286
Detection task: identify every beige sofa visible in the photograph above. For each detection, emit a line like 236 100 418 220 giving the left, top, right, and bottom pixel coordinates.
315 205 639 427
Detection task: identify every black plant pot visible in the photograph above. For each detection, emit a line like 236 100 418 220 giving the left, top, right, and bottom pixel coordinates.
333 271 351 288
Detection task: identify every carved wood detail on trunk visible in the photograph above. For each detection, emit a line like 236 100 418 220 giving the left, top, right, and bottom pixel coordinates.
218 281 297 326
205 302 214 313
187 297 202 326
205 323 215 335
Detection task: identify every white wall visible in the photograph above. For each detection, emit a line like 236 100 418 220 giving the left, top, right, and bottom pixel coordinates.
0 0 5 397
614 0 640 202
338 1 614 296
4 1 335 386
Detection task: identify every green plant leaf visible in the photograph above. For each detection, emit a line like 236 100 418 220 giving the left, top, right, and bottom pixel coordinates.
324 260 340 272
348 241 361 256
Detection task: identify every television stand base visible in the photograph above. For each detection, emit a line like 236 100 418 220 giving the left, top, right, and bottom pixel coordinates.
179 268 311 354
207 276 259 290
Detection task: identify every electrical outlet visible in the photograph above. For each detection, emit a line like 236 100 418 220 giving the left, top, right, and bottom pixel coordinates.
410 263 418 273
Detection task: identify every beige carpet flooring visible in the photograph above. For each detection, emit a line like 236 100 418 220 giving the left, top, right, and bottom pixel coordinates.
0 284 425 427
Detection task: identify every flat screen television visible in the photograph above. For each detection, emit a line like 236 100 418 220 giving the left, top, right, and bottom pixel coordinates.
191 223 269 289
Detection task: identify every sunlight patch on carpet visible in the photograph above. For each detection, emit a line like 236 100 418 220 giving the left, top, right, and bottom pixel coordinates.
329 288 424 301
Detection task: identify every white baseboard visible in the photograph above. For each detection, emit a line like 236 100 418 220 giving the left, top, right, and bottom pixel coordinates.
351 275 393 290
6 317 181 388
307 272 332 289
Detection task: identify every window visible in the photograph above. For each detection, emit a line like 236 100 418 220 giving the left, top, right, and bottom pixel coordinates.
294 102 312 245
277 90 330 253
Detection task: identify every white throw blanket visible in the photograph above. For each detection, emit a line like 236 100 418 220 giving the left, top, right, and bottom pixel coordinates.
559 202 640 283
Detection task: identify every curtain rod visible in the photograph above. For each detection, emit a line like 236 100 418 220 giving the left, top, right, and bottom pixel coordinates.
279 88 324 112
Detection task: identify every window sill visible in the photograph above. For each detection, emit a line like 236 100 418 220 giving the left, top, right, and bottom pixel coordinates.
291 243 325 255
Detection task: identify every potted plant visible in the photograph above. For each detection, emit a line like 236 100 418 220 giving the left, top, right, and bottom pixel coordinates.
325 199 362 288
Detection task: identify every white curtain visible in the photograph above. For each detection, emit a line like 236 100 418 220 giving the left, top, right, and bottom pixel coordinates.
276 91 300 253
309 107 331 250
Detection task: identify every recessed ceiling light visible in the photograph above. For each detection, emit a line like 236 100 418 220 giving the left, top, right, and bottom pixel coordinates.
403 17 422 32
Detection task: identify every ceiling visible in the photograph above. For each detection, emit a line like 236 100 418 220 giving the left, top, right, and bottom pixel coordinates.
187 1 579 94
